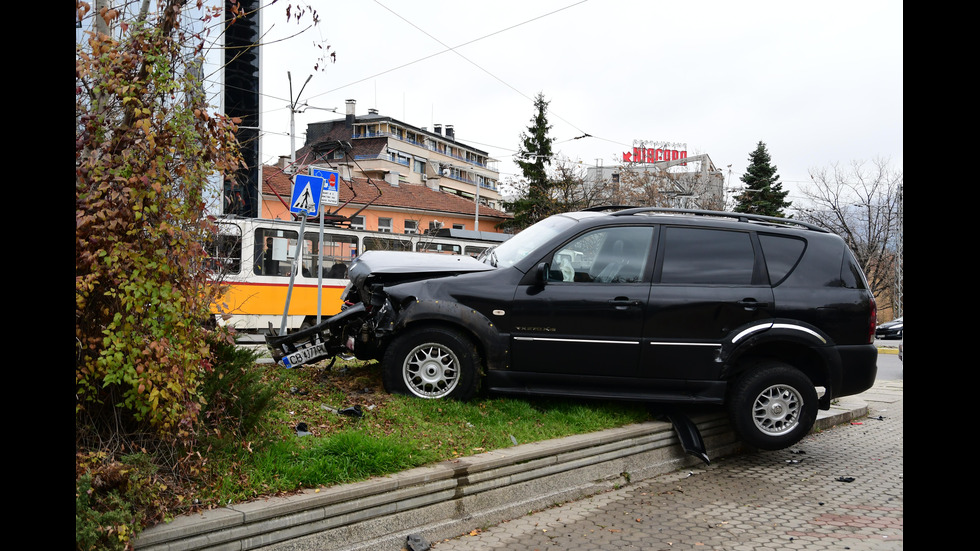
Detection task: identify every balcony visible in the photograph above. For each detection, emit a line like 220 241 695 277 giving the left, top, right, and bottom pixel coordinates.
350 130 489 169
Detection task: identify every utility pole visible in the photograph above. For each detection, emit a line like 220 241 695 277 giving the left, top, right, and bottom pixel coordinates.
895 182 903 317
288 72 313 165
474 171 480 230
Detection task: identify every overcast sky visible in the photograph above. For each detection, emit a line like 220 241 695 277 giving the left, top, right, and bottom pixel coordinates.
255 0 903 209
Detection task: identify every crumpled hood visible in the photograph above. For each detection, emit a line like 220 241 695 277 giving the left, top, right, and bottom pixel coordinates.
348 250 496 292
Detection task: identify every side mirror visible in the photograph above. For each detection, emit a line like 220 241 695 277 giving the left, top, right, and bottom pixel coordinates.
535 262 550 285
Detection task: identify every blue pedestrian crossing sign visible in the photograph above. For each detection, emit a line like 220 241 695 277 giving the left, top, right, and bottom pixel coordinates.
290 174 324 217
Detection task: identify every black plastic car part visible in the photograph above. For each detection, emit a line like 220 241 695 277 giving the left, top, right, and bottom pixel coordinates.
651 406 710 465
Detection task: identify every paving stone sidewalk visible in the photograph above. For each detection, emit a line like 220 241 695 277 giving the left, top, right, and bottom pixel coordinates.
429 381 903 551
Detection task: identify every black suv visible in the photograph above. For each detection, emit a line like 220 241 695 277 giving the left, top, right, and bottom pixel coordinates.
267 208 878 451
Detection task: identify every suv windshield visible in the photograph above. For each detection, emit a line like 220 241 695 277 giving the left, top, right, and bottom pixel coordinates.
481 215 578 267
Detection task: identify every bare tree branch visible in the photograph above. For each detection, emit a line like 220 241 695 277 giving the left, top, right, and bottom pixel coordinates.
797 157 902 305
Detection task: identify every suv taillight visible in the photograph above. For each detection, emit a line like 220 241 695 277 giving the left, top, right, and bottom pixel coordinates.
868 297 877 344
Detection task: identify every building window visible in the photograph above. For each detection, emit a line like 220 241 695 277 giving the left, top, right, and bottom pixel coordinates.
378 217 393 233
350 216 365 230
404 220 418 234
452 223 465 230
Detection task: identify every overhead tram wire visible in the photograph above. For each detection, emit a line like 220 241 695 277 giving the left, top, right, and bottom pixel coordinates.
310 0 588 98
266 1 633 164
298 1 598 142
370 0 594 139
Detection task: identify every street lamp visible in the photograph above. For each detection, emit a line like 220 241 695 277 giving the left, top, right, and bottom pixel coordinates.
287 72 311 165
287 73 338 165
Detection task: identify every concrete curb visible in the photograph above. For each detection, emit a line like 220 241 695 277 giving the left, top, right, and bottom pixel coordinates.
134 394 874 551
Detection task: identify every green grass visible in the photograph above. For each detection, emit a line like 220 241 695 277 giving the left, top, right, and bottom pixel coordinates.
189 357 652 508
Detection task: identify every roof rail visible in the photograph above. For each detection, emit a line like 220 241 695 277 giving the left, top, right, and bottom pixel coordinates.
581 205 637 213
608 207 829 233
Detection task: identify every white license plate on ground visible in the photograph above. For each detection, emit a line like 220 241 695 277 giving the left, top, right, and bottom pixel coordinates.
282 342 328 368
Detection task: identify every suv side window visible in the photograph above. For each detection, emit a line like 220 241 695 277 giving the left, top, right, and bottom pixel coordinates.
659 227 754 285
758 234 806 285
549 226 653 283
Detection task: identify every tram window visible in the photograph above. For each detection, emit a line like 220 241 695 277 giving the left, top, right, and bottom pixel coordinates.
363 236 412 252
418 241 462 255
312 233 358 278
206 234 242 274
253 229 312 277
319 233 358 262
464 245 488 258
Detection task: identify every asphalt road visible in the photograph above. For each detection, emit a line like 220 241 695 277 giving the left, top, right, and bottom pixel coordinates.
874 338 903 381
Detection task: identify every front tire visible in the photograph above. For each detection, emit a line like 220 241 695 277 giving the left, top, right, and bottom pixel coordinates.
382 326 481 400
727 363 817 451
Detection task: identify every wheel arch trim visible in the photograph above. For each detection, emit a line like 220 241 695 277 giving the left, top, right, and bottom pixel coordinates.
732 322 827 345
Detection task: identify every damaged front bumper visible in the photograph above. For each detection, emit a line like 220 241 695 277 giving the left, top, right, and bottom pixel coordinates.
264 303 371 368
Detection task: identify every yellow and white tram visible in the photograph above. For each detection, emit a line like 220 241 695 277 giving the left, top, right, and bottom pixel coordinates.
206 216 509 336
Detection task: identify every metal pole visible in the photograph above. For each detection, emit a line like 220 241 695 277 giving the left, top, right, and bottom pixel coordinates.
316 208 325 324
474 174 480 230
288 73 312 165
280 211 308 335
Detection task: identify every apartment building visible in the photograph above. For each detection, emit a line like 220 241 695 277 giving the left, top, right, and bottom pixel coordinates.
294 100 503 213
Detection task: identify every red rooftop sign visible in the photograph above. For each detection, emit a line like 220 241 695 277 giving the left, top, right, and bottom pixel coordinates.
622 141 687 164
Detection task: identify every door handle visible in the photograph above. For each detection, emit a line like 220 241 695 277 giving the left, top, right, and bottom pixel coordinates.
736 298 770 310
608 297 641 310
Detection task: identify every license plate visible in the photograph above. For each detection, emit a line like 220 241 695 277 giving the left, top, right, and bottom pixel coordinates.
282 342 329 369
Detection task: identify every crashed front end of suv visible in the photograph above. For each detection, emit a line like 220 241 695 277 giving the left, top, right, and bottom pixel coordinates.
264 250 499 375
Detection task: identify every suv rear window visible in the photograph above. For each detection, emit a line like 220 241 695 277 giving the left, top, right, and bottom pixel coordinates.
758 234 806 285
659 227 754 285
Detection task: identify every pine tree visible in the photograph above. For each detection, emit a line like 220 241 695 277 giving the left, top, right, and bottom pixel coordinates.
501 93 556 231
734 141 791 217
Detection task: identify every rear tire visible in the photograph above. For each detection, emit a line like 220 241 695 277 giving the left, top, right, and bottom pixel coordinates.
727 363 817 451
382 326 481 400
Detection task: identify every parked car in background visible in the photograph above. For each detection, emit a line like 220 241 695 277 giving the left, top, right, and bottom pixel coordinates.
876 316 903 339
